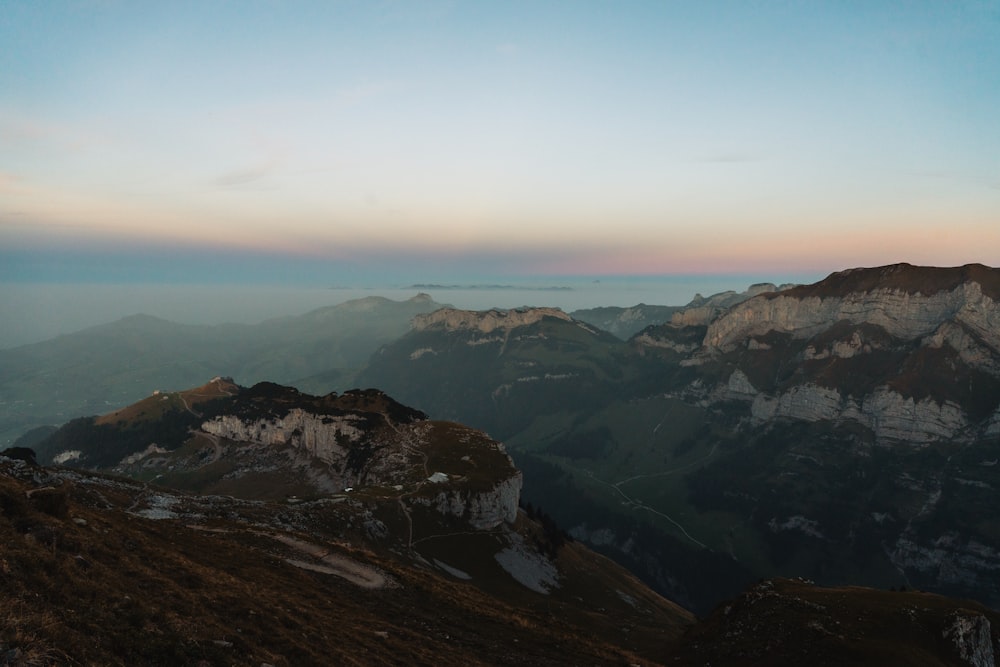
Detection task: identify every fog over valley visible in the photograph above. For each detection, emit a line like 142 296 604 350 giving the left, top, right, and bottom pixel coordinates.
0 274 804 349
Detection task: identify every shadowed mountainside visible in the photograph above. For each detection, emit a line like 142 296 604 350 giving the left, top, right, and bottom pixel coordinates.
669 577 1000 666
356 264 1000 615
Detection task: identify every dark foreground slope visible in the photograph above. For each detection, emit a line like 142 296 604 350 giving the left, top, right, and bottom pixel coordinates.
670 578 1000 667
0 456 688 666
6 454 999 667
10 380 693 665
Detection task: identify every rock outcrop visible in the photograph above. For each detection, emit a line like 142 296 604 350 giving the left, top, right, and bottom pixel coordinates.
420 471 523 530
944 612 995 667
669 283 790 328
734 379 969 444
200 405 523 528
414 307 572 333
891 534 1000 614
202 409 361 465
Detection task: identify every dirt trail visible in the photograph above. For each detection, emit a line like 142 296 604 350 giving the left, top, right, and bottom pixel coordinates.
195 431 224 464
570 442 719 550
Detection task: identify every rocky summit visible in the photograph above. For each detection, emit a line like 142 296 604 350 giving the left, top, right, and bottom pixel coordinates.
33 378 528 532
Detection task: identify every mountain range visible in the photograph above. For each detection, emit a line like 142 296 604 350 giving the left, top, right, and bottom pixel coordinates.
357 264 1000 613
5 262 1000 663
9 375 1000 665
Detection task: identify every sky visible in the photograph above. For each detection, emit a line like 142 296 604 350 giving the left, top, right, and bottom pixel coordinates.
2 0 1000 288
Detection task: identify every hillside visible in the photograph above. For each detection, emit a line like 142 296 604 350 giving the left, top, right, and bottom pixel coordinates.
11 381 693 664
570 303 681 339
669 578 1000 666
359 306 636 439
10 449 999 666
0 294 444 445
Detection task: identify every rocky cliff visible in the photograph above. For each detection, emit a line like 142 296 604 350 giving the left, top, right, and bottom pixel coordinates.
670 282 791 327
201 409 360 465
705 265 1000 355
201 407 523 529
727 374 971 444
690 265 1000 444
417 471 523 530
413 306 572 333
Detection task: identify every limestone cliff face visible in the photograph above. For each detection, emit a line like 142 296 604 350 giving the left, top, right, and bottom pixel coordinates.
201 407 523 530
413 307 571 334
732 375 970 444
944 612 995 667
705 280 1000 356
695 267 1000 442
923 321 1000 376
632 332 700 354
421 472 523 530
201 409 360 465
670 284 783 328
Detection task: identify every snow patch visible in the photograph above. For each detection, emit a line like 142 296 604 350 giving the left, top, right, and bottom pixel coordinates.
133 494 179 520
768 515 825 539
433 559 472 580
494 531 560 594
53 450 82 465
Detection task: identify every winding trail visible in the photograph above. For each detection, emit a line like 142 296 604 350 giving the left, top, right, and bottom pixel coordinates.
572 440 719 550
196 431 224 464
179 394 201 418
395 435 431 549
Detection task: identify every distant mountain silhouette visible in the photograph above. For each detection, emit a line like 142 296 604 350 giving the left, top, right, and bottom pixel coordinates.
0 294 445 444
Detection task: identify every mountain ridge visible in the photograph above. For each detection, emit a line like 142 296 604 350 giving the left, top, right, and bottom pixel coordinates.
354 264 1000 615
704 265 1000 353
10 381 695 664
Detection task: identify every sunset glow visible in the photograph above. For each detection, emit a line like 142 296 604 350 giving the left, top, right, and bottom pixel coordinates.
2 1 999 285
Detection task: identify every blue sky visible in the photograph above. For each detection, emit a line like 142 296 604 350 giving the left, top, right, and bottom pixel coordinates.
2 0 999 285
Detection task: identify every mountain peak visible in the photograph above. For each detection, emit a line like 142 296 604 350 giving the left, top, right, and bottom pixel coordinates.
776 263 1000 300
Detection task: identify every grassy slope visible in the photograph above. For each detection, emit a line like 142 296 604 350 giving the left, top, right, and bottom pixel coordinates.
1 458 691 666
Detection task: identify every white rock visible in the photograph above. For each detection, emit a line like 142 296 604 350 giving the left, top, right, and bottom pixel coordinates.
705 282 1000 357
413 307 571 334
